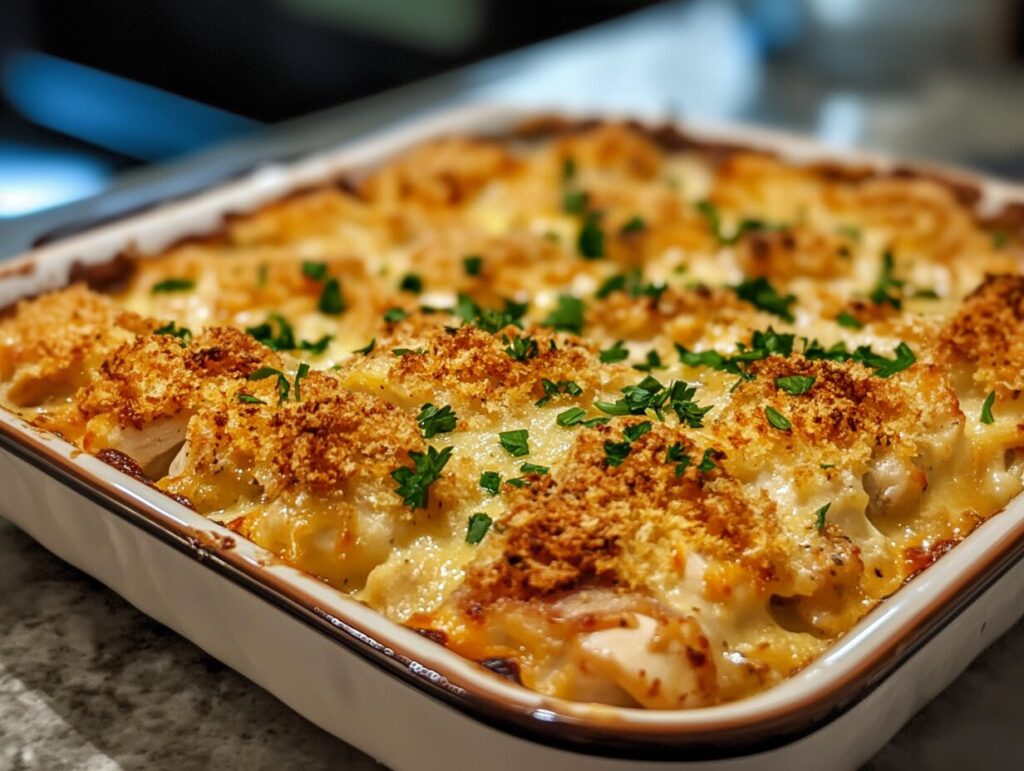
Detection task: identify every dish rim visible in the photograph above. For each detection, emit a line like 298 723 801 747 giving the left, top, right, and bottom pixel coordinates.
2 103 1024 760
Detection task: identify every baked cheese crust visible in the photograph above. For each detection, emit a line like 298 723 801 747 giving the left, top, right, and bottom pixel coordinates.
3 121 1023 708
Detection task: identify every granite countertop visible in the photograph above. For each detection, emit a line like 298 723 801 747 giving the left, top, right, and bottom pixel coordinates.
1 516 1021 770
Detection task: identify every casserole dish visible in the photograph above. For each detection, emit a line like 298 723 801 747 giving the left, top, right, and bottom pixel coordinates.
2 103 1024 769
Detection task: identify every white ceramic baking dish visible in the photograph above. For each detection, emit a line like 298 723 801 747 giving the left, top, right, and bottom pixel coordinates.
2 104 1024 771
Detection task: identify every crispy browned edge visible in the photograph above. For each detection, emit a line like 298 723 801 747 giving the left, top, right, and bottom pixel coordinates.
5 114 1014 315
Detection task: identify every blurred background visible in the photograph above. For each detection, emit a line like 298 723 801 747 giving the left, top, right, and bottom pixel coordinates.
2 0 1024 254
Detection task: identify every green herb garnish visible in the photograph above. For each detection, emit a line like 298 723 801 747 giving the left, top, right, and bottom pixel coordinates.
154 321 192 345
353 338 376 355
504 334 539 363
391 446 454 510
765 406 792 431
479 471 501 496
603 440 632 467
578 213 604 259
302 261 328 281
542 294 586 335
299 335 333 355
293 362 310 401
837 311 863 329
732 276 796 322
620 216 647 235
697 448 719 473
775 375 815 396
383 307 408 323
981 391 996 425
869 251 904 309
632 349 664 372
245 313 296 351
499 429 530 457
399 273 423 293
665 442 691 476
417 403 457 439
466 513 492 544
599 340 629 363
520 463 549 475
237 393 266 405
463 255 483 276
563 190 589 214
556 407 587 426
318 277 345 315
815 502 831 532
151 277 195 294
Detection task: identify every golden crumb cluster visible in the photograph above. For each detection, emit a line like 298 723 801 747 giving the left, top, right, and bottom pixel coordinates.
2 120 1023 709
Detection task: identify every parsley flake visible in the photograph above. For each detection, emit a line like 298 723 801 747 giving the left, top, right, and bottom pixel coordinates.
504 334 539 363
981 391 996 425
299 335 333 355
542 294 585 335
301 261 328 281
733 276 796 322
353 338 375 355
151 277 195 294
815 502 831 532
563 189 589 214
399 273 423 293
520 463 549 475
665 442 691 476
479 471 501 495
247 366 291 403
463 255 483 276
556 407 587 426
154 321 192 345
391 446 454 510
383 307 408 323
237 393 266 405
697 448 719 473
869 251 904 309
578 213 604 259
775 375 815 395
599 340 629 363
417 403 457 439
318 277 346 315
466 513 492 544
246 313 296 351
620 216 647 235
632 349 664 372
499 429 530 457
765 406 792 431
836 311 863 329
604 440 632 467
293 362 310 401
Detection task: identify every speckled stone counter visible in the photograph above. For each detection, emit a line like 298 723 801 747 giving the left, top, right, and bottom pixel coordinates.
0 515 1021 770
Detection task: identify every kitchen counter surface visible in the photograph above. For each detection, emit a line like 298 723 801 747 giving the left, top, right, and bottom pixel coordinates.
0 516 1022 770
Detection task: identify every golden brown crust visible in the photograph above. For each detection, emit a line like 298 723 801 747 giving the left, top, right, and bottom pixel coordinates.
943 273 1024 392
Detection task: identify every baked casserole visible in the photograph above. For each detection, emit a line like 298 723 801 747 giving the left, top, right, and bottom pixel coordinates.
3 120 1023 710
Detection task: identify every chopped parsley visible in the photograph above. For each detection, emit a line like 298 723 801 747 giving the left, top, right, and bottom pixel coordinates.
399 273 423 293
498 429 530 457
293 362 310 401
237 393 265 405
595 375 711 427
732 276 796 322
462 255 483 276
696 200 782 245
620 216 647 235
154 321 192 345
578 213 604 259
869 251 904 309
836 311 863 329
542 294 586 335
247 366 291 403
353 338 376 354
466 513 492 544
298 335 332 355
595 269 664 301
697 448 719 473
479 471 501 495
677 327 795 381
803 338 916 378
393 347 426 356
603 440 632 467
151 277 195 294
765 405 792 431
301 261 328 281
505 477 528 489
556 407 587 426
535 379 582 407
417 403 457 439
981 391 996 425
775 375 815 396
632 349 664 372
562 156 576 182
503 334 539 363
456 294 528 333
993 230 1009 249
391 446 454 510
563 189 589 214
665 442 690 476
815 502 831 532
835 224 862 241
318 277 346 315
520 462 549 475
246 313 296 351
600 340 629 363
383 307 408 323
623 421 652 443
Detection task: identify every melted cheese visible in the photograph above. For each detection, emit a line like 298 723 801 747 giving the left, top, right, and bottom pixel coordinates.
2 122 1023 709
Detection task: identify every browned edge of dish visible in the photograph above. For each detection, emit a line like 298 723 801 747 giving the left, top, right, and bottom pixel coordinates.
3 404 1024 761
4 114 1024 759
